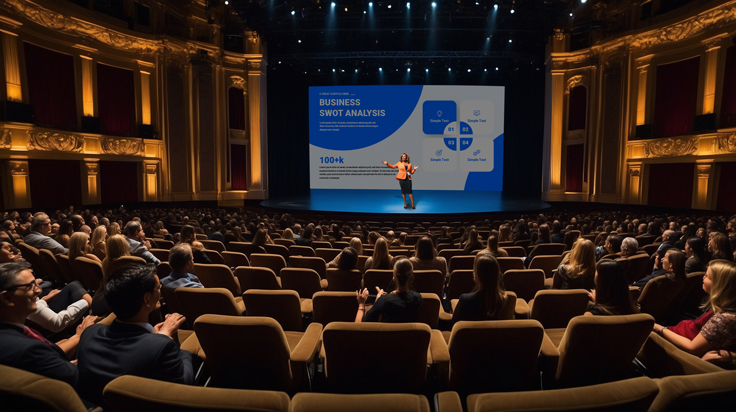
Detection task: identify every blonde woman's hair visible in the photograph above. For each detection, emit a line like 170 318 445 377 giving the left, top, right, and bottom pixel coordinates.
370 237 393 269
566 238 596 279
107 222 121 237
90 225 107 249
282 228 294 240
102 234 130 275
68 232 90 261
708 260 736 314
498 224 511 242
349 237 363 255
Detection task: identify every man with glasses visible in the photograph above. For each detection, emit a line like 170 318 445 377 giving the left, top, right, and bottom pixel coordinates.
23 212 68 255
0 262 94 387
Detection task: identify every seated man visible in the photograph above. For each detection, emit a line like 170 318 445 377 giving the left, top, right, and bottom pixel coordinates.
161 244 203 290
23 212 68 255
0 262 96 387
123 221 160 265
77 263 193 406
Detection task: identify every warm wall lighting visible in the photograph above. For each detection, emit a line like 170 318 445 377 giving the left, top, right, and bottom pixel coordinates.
140 71 151 125
81 56 95 116
2 33 22 102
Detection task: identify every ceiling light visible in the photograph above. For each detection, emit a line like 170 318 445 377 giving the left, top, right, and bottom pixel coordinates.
291 10 295 15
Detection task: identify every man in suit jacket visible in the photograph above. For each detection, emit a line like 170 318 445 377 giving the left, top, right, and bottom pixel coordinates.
0 262 82 387
161 243 203 290
77 262 192 406
123 221 160 265
23 212 67 255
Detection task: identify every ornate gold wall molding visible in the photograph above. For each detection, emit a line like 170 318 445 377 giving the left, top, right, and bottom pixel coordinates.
27 131 84 153
7 0 159 54
644 137 698 158
716 134 736 154
9 160 27 175
229 75 246 90
100 137 146 156
566 75 585 92
631 1 736 51
0 128 11 149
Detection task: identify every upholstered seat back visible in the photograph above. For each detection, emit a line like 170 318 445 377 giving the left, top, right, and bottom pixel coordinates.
243 289 303 332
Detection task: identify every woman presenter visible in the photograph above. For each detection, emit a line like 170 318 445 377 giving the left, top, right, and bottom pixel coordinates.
382 153 418 209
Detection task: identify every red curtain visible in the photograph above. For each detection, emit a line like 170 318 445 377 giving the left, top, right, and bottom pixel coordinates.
100 161 139 204
23 42 78 131
228 88 245 130
647 163 694 209
97 63 135 136
565 144 584 192
567 86 587 131
231 144 248 190
28 160 82 208
720 47 736 128
717 162 736 211
653 57 700 138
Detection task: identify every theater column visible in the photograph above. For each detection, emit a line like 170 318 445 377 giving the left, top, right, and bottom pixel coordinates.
4 161 31 209
700 35 728 116
627 163 643 204
81 160 100 205
548 70 565 193
1 28 22 102
143 161 159 201
247 58 267 194
635 55 653 126
694 161 714 210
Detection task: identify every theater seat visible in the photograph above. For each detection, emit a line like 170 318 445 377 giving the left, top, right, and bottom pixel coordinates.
103 375 290 412
0 364 91 412
291 392 430 412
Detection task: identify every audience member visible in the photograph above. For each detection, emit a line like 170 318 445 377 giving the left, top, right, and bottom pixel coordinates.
24 212 68 255
585 260 639 316
0 240 24 264
123 221 160 265
452 255 509 323
619 237 639 258
685 237 706 274
90 225 107 261
364 238 393 271
77 263 193 406
178 225 210 264
557 238 596 290
356 258 421 323
328 247 359 270
409 236 448 278
68 232 101 263
633 248 687 288
161 244 203 290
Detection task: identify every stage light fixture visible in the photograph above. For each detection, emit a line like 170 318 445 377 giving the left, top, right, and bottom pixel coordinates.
341 69 345 72
331 2 336 7
467 69 471 72
355 69 358 72
510 9 514 13
388 4 392 8
291 10 295 15
345 7 348 11
495 67 499 70
364 10 366 13
333 68 336 72
298 39 302 43
581 0 587 3
569 12 573 17
407 68 411 72
432 2 436 7
379 67 383 71
484 68 487 72
508 39 512 43
493 4 498 9
475 1 479 5
448 67 451 71
407 2 410 7
369 2 373 6
224 0 228 4
425 68 429 73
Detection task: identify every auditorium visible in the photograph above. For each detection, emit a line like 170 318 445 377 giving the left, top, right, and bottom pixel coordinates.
0 0 735 410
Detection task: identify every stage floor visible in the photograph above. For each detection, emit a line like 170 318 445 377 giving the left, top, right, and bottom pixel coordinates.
261 189 550 215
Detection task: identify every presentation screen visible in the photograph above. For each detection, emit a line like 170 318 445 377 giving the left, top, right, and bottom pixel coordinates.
309 85 504 191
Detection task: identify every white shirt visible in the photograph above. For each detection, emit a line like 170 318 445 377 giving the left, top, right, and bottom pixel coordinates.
26 298 89 333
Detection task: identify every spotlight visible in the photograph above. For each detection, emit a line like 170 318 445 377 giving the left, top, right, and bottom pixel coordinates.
333 68 336 72
224 0 228 4
569 12 573 17
388 4 392 8
298 39 302 43
493 4 498 9
369 1 373 5
484 68 487 72
425 68 429 73
379 67 383 71
508 39 512 43
448 67 451 71
331 2 336 7
467 69 471 72
407 2 410 7
363 10 366 13
407 68 411 72
341 69 345 72
486 37 490 40
291 10 295 15
475 1 479 4
355 69 358 73
581 0 587 3
345 7 348 11
510 9 514 14
432 2 436 7
495 67 499 70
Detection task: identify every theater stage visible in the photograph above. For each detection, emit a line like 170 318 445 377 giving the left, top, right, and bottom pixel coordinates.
261 189 550 215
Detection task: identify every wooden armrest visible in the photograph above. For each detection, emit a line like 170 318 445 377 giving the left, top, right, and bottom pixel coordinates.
434 391 463 412
290 322 323 363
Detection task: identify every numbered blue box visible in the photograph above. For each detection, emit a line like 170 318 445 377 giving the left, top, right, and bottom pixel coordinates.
423 101 456 135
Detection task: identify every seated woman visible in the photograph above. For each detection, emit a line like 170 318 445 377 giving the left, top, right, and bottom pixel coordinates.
68 232 101 263
93 234 132 316
483 234 509 258
585 260 639 316
27 277 93 334
452 255 509 323
107 222 121 237
685 237 706 274
653 259 736 357
349 237 364 256
0 240 25 264
633 248 686 288
709 232 733 262
534 224 552 245
178 225 210 264
355 258 422 323
364 237 394 271
90 225 107 262
556 238 596 290
462 229 484 254
327 247 359 270
409 236 448 278
498 224 512 243
55 219 73 248
282 228 294 241
251 228 272 252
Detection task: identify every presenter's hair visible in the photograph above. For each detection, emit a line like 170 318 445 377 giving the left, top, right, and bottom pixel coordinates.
400 153 410 163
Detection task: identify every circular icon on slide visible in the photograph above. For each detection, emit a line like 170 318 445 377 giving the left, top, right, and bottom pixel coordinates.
435 149 442 156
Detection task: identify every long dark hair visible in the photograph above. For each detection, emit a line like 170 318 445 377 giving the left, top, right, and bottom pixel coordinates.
473 255 506 319
593 261 639 315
